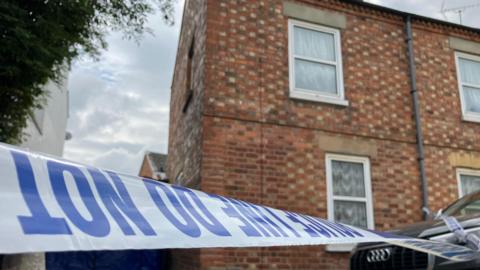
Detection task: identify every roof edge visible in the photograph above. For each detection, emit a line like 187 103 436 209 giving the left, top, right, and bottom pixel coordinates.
340 0 480 35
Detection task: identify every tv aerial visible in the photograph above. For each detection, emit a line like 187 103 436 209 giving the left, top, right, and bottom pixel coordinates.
441 0 480 24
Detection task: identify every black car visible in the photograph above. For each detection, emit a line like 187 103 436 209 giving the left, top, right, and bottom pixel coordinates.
350 191 480 270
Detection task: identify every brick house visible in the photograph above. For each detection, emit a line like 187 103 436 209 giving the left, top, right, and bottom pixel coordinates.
167 0 480 269
139 151 168 182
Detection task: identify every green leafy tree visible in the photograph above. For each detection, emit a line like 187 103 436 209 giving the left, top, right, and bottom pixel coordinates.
0 0 174 144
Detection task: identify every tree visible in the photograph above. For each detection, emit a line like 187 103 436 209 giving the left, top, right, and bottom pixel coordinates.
0 0 174 144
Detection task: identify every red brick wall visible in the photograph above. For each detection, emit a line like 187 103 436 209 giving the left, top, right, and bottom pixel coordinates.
414 23 480 150
138 156 153 179
167 0 207 268
199 116 422 269
204 0 416 142
412 25 480 211
168 0 207 189
168 0 480 269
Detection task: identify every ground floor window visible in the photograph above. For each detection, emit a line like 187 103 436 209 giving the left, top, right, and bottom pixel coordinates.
325 154 374 252
326 154 374 229
457 168 480 197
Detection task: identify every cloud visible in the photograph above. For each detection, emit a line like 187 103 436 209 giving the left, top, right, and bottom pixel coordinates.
64 1 184 175
91 147 150 176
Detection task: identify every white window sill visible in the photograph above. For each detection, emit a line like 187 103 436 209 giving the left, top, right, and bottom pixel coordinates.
290 91 349 106
326 243 356 253
462 113 480 123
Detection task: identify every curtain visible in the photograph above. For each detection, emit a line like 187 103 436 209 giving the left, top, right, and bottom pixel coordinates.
458 58 480 113
295 59 337 93
332 160 366 197
461 175 480 196
463 86 480 113
293 26 337 94
294 26 335 61
334 200 368 229
459 58 480 85
331 160 368 228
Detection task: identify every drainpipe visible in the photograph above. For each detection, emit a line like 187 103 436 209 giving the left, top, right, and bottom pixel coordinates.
405 15 429 220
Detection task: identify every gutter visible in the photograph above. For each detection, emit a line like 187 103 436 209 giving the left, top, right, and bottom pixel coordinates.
342 0 480 35
405 15 429 220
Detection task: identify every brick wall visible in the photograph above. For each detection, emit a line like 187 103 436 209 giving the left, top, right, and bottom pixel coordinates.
168 0 480 269
198 117 422 269
167 0 207 267
204 0 415 142
139 156 153 179
167 0 207 189
412 25 480 211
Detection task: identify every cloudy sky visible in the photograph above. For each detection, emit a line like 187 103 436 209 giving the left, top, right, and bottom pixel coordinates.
64 1 185 175
63 0 480 175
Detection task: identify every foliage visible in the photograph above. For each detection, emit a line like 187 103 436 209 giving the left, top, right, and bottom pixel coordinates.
0 0 174 144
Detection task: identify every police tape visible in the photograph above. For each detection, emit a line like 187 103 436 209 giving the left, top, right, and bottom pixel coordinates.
442 215 480 251
0 143 477 262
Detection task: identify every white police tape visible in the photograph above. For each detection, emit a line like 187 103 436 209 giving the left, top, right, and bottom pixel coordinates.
0 143 477 262
442 215 480 251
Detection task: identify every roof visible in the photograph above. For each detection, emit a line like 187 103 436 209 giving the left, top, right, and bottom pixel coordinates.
146 152 167 174
341 0 480 34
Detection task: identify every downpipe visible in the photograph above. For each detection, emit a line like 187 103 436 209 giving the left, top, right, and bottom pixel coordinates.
405 15 430 220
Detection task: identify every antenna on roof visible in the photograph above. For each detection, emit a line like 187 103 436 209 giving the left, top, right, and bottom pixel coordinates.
441 0 480 25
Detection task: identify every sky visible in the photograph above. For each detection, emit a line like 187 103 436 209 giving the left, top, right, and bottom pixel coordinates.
63 1 185 175
63 0 480 175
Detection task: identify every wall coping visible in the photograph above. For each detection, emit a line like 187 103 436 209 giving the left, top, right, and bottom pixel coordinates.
449 36 480 55
283 1 347 29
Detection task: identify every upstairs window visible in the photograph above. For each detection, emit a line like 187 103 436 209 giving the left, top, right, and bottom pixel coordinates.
288 20 347 106
455 52 480 122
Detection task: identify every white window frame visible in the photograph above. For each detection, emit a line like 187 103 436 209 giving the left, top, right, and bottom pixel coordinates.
454 51 480 123
456 168 480 197
288 19 348 106
325 154 374 252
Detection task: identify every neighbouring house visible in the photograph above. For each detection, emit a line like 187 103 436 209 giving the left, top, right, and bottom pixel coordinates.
168 0 480 269
139 151 168 182
21 77 70 157
2 75 69 270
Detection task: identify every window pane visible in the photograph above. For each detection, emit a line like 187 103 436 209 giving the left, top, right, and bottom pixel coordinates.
294 59 337 94
461 200 480 216
459 58 480 85
461 174 480 196
334 200 368 228
294 26 335 61
463 86 480 113
332 160 366 197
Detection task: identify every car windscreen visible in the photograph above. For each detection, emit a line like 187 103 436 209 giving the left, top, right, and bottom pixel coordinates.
443 192 480 217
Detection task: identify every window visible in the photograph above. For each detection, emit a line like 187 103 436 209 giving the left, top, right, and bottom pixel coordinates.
326 154 373 252
457 168 480 197
187 38 195 91
455 52 480 122
288 20 347 105
183 38 195 113
326 154 373 228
